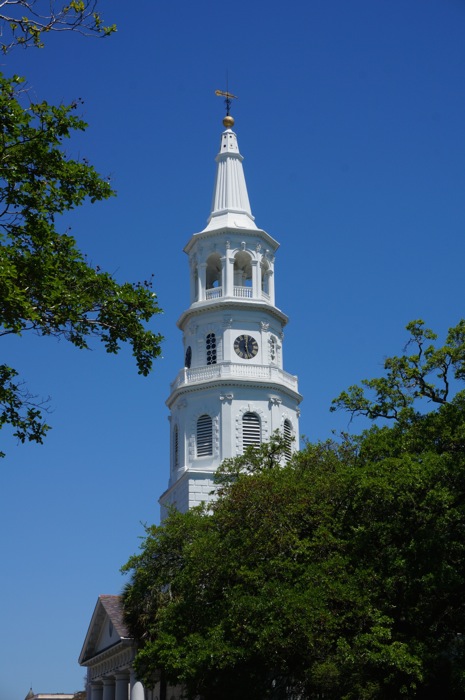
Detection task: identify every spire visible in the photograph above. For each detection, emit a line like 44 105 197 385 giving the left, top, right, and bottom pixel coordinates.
202 114 258 232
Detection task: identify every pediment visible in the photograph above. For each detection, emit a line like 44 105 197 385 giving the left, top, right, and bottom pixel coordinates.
79 595 132 665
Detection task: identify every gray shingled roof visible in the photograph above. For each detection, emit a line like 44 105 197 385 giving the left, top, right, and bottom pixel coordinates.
98 595 130 639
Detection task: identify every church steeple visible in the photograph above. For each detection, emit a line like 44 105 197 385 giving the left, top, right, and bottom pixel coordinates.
159 110 302 516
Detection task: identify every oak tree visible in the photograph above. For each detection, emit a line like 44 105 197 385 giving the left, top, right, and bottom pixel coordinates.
0 74 162 455
122 324 465 699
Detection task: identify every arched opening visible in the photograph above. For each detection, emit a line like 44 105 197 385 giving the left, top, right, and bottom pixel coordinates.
197 414 213 457
242 412 261 450
261 259 270 296
206 253 222 289
234 251 252 288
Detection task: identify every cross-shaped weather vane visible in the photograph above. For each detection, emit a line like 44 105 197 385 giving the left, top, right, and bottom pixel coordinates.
215 89 238 117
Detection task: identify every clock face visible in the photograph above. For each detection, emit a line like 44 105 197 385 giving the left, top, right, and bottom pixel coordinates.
185 346 192 368
234 334 259 359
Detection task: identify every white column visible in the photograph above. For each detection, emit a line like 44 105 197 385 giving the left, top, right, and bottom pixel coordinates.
198 262 207 301
115 673 130 700
268 269 275 305
223 252 234 297
220 255 228 297
190 260 197 303
90 683 103 700
102 679 115 700
251 259 260 299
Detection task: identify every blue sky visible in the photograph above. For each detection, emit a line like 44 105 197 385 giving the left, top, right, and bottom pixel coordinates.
1 0 465 696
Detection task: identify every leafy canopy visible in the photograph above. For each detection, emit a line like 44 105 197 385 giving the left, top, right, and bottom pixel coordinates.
0 73 162 455
331 319 465 422
0 0 116 53
122 321 465 699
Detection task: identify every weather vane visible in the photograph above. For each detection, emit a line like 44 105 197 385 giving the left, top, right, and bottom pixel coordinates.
215 89 238 117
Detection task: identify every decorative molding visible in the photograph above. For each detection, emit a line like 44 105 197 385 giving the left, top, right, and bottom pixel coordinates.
220 393 234 403
269 396 282 406
213 415 220 456
86 644 135 681
223 315 234 329
260 321 269 332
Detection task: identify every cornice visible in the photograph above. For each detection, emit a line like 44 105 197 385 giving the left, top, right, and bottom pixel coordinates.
177 299 288 329
80 638 134 668
183 226 279 255
166 376 303 409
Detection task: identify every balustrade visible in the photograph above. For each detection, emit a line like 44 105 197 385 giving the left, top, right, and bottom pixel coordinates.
234 285 253 298
205 287 222 300
171 362 298 392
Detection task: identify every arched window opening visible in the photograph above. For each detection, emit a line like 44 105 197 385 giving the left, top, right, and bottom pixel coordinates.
197 414 213 457
206 253 222 289
206 333 217 365
234 251 252 288
242 412 261 450
283 419 293 461
173 425 179 469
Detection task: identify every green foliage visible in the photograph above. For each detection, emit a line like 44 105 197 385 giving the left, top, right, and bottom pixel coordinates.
331 319 465 422
0 73 163 453
123 324 465 699
0 0 116 52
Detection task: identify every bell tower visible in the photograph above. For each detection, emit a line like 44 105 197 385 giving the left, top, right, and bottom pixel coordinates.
159 108 302 515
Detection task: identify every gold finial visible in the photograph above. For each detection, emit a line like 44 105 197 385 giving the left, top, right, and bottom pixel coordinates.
215 89 238 127
223 114 235 128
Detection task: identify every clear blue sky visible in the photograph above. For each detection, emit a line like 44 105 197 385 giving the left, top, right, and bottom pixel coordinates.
1 1 465 697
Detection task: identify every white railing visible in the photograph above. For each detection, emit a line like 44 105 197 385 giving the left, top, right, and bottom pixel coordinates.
234 286 253 298
205 287 223 300
170 363 299 393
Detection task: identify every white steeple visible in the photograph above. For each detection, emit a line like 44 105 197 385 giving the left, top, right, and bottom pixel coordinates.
204 122 258 232
159 111 302 516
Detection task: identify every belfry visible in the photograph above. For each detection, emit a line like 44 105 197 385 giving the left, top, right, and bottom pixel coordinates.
160 108 302 514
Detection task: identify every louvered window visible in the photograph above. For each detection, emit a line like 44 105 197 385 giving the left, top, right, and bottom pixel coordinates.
197 414 213 457
206 333 217 365
242 412 261 450
283 419 293 461
173 425 179 469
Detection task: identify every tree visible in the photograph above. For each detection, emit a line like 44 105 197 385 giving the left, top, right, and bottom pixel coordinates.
0 0 116 53
122 324 465 699
0 73 162 455
331 319 465 422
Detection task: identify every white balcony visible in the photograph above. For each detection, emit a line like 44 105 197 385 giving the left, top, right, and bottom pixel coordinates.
202 286 270 302
170 362 299 393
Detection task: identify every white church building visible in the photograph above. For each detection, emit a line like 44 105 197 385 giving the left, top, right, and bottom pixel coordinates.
79 108 302 700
